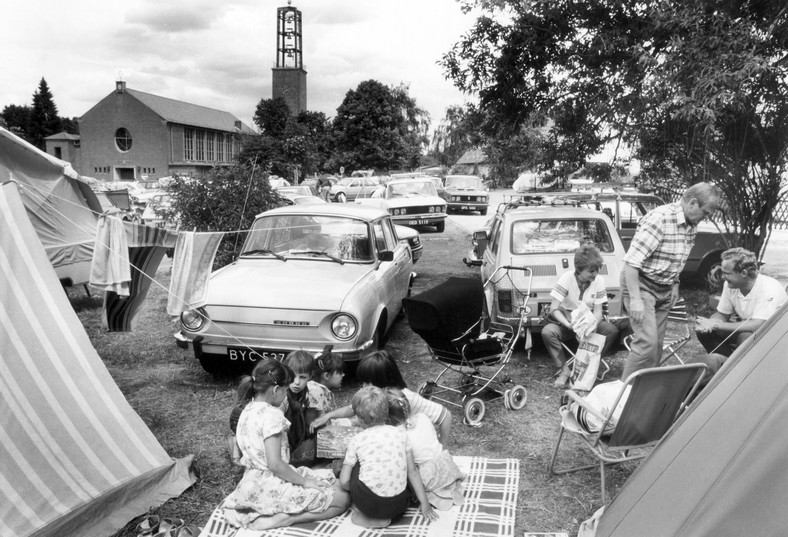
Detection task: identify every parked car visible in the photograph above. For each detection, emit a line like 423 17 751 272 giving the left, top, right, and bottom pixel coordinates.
395 225 423 263
444 174 489 215
141 193 174 228
275 185 323 205
465 199 626 333
329 176 380 203
174 204 415 376
357 177 448 232
510 189 733 290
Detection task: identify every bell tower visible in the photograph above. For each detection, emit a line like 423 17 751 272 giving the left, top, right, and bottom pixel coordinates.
272 2 307 115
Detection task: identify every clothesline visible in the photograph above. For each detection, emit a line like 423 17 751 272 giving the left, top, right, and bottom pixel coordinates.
16 180 264 353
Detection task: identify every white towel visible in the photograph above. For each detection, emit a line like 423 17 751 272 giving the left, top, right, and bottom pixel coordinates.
167 231 223 316
89 214 131 296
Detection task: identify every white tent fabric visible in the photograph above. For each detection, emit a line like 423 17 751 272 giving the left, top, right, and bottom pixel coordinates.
0 127 102 285
593 302 788 536
0 182 195 537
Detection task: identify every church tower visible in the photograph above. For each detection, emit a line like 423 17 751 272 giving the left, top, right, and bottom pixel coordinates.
272 3 307 115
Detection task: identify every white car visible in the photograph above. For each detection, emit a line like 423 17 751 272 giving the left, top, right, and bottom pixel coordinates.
175 204 415 375
358 178 447 232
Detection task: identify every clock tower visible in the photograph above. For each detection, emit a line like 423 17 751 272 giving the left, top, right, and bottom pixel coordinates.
272 2 307 115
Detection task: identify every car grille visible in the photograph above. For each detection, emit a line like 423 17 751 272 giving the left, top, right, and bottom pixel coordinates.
453 195 485 202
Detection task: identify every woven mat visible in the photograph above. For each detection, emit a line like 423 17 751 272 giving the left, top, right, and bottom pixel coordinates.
200 456 519 537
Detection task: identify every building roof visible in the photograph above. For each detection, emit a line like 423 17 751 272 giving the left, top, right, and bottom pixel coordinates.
455 148 487 165
44 132 80 140
125 88 256 134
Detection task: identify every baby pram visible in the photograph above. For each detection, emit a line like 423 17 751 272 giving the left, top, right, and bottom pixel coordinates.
402 266 532 425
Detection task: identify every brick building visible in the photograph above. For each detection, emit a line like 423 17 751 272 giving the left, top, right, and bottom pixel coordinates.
52 81 255 181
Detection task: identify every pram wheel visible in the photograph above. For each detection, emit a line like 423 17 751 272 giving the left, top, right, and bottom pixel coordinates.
463 397 486 425
418 381 435 399
506 385 528 410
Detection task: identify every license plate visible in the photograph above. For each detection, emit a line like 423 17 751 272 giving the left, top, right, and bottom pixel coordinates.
228 347 287 361
460 206 470 210
407 219 430 225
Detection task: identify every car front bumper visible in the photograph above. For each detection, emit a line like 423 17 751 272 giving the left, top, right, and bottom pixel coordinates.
391 213 447 227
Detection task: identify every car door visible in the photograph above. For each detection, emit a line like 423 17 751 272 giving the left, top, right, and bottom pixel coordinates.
372 218 412 322
480 216 503 317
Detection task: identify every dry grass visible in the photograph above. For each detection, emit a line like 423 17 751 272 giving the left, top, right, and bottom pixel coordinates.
68 222 712 537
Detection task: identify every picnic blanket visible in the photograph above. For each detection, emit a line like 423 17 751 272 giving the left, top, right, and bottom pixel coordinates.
199 457 519 537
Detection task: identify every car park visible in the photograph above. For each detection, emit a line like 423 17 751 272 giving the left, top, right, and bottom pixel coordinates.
464 198 626 332
329 176 380 203
444 174 489 215
509 188 733 289
357 177 448 232
141 193 174 228
395 224 423 263
174 204 415 375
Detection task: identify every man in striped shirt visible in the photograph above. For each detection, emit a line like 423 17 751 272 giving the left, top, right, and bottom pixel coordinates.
620 182 721 379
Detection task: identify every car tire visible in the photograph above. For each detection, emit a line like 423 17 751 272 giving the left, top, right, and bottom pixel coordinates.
700 254 723 292
336 192 347 203
197 352 238 378
435 221 445 233
480 208 488 216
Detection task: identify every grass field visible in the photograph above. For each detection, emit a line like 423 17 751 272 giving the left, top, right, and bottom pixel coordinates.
68 219 713 537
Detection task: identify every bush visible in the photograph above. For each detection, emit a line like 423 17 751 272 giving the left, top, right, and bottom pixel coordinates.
163 164 283 269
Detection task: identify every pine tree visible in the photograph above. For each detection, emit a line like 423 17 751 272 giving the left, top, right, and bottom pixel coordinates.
29 78 62 149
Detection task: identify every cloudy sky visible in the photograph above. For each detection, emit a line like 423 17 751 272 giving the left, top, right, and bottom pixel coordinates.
1 0 479 132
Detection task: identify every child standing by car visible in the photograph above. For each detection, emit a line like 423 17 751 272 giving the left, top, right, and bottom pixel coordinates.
220 359 350 531
386 388 465 511
339 386 437 528
283 351 320 467
357 351 453 448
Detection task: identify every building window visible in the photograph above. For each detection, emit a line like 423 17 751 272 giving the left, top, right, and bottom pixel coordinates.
195 130 205 161
54 147 62 159
184 129 194 160
217 133 225 162
206 131 215 161
115 128 132 152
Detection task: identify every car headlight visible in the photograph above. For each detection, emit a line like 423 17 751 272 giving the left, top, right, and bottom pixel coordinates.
481 196 488 202
331 314 357 340
428 206 434 213
181 308 207 331
452 196 459 202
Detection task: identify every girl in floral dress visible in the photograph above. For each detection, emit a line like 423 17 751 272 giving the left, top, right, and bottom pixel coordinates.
220 360 350 531
386 388 465 511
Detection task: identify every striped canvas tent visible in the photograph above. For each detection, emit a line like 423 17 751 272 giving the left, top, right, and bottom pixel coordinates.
0 182 195 537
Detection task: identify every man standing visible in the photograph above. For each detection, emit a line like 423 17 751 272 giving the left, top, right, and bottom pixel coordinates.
695 247 787 357
620 182 722 380
318 175 332 202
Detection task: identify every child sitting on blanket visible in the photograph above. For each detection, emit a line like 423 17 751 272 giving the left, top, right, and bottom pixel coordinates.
220 359 350 531
386 388 465 511
339 385 438 528
307 346 352 432
282 350 321 467
317 351 454 447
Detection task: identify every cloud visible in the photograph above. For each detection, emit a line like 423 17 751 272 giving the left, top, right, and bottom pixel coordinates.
125 1 222 33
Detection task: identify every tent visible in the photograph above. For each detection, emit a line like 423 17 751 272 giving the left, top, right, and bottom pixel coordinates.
0 127 102 286
590 301 788 536
0 182 195 537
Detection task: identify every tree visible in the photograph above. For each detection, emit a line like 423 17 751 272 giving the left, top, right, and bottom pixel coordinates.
253 97 291 137
430 105 479 167
163 163 281 268
331 80 428 171
29 78 62 149
1 104 32 140
442 0 788 255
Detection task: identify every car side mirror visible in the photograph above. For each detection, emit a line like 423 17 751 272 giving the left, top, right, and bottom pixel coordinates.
378 250 394 262
473 230 489 241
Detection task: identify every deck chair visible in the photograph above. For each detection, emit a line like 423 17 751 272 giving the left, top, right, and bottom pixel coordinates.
623 298 692 366
547 363 707 503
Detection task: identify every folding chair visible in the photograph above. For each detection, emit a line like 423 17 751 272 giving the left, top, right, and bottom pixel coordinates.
623 298 693 366
547 363 707 503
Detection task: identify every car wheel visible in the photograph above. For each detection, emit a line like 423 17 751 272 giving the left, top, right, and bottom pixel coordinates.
700 255 723 292
197 352 238 378
480 208 488 216
418 381 435 399
435 221 445 233
371 318 386 350
506 385 528 410
336 192 347 203
463 397 486 426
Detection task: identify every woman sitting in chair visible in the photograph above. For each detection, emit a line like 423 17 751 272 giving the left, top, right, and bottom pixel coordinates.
542 244 620 387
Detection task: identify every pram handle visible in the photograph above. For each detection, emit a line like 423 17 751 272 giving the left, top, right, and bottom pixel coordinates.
500 265 531 272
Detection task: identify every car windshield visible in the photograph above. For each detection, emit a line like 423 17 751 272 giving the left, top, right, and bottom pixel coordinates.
510 218 615 254
337 178 354 187
386 181 437 199
277 186 313 196
243 214 373 262
446 177 482 189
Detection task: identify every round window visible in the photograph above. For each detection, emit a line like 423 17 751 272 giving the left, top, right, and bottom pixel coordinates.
115 128 132 152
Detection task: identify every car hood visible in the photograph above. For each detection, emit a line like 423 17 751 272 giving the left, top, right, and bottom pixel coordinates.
206 259 372 309
447 187 486 194
385 195 445 207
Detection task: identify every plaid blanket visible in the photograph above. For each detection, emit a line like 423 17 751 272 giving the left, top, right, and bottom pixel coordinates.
200 457 519 537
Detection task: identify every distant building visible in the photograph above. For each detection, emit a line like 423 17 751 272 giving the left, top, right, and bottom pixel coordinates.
48 81 255 181
453 148 490 179
44 132 81 170
272 4 307 115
